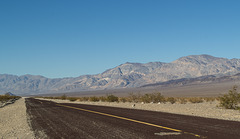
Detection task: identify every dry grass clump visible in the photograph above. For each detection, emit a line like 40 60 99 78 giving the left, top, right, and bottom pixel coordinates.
68 97 78 102
187 97 204 103
176 97 218 104
105 94 119 102
0 95 21 102
175 97 204 104
60 94 67 100
127 93 141 103
203 97 217 102
97 96 106 102
141 93 165 103
89 96 100 102
166 97 176 104
40 96 52 99
78 97 89 101
177 98 188 104
127 92 165 103
118 97 127 103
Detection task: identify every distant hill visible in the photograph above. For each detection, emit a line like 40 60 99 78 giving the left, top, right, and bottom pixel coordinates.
4 92 16 96
1 54 240 95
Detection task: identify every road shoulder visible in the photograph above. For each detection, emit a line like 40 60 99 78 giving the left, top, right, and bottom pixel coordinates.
0 98 35 139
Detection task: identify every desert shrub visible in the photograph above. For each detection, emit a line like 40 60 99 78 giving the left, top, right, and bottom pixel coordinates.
89 96 100 102
128 92 141 103
68 97 78 101
0 95 21 102
54 96 61 99
188 97 203 103
43 96 54 99
219 86 240 110
203 97 216 102
140 94 152 103
152 92 165 103
166 97 176 104
216 97 220 101
60 94 67 100
139 92 165 103
119 97 127 103
78 97 89 101
98 96 107 102
177 98 187 104
0 95 8 101
106 94 118 102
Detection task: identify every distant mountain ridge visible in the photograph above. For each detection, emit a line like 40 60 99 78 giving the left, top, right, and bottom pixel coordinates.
5 92 16 96
1 54 240 95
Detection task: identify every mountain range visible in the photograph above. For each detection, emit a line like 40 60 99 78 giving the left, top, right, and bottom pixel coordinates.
1 54 240 95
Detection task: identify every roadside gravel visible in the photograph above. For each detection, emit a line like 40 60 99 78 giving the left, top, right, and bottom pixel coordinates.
0 98 35 139
38 98 240 122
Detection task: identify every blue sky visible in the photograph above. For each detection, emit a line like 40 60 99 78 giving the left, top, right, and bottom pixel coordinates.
0 0 240 78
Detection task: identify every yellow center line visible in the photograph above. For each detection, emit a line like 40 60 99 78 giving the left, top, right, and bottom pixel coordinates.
56 104 205 138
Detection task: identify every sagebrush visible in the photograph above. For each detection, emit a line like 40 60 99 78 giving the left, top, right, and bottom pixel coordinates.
219 86 240 110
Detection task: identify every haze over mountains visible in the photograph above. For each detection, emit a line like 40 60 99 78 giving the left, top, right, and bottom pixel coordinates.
1 54 240 95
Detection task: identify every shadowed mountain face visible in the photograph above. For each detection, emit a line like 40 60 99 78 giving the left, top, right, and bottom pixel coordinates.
141 73 240 88
1 55 240 95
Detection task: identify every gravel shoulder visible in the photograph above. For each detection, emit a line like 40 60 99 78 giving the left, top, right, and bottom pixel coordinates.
0 98 35 139
38 98 240 122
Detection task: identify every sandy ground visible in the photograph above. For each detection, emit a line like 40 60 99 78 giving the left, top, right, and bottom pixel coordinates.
38 98 240 122
0 98 35 139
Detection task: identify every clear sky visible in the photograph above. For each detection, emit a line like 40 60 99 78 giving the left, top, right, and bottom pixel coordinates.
0 0 240 78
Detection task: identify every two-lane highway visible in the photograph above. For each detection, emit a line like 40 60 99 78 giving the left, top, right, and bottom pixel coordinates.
25 98 240 139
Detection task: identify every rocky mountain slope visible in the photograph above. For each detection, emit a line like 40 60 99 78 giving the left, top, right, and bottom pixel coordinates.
1 54 240 95
141 73 240 88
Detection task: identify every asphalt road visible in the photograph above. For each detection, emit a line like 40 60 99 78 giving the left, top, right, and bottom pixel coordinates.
26 98 240 139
